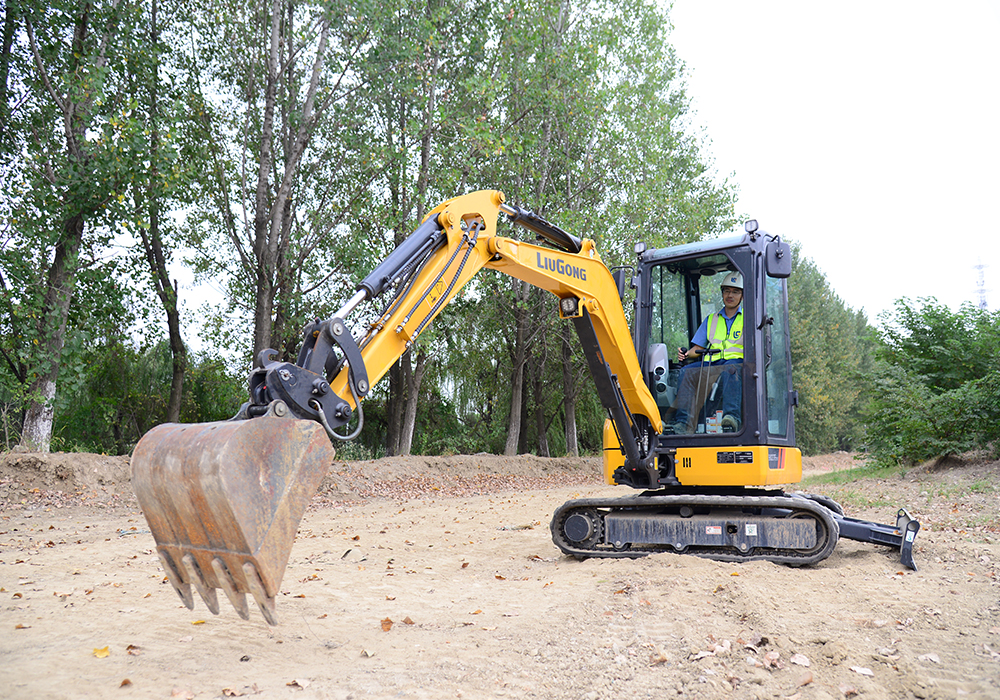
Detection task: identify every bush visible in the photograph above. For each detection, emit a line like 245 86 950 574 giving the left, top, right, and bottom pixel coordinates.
860 299 1000 465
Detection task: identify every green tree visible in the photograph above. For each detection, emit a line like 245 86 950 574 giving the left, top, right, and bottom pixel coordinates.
787 244 872 455
6 0 149 451
860 299 1000 464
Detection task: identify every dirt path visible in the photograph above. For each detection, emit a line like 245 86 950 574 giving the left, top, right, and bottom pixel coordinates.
1 452 998 699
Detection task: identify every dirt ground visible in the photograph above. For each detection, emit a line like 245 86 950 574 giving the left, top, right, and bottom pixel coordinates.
1 450 999 699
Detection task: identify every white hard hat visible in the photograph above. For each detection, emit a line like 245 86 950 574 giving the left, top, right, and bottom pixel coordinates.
720 271 743 290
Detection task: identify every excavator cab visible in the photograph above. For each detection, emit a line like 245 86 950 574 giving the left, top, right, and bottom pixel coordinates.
603 223 801 489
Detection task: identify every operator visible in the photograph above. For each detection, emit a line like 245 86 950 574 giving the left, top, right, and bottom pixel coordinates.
672 271 744 434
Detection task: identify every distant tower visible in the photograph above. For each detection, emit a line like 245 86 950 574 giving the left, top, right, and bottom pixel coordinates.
975 261 989 310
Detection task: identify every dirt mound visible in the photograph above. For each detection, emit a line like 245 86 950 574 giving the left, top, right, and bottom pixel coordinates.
0 452 133 507
316 453 601 502
0 450 604 510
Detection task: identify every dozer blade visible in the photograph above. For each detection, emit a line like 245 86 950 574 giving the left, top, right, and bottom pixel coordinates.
131 417 334 625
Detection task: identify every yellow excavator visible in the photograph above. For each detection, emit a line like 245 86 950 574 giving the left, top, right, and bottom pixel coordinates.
131 190 919 625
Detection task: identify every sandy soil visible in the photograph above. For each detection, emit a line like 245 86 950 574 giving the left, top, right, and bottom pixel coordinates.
1 450 999 700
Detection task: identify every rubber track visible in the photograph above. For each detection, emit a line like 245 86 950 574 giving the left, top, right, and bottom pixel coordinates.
550 493 841 567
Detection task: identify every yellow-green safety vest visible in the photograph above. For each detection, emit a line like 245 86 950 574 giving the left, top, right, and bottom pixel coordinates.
706 310 744 360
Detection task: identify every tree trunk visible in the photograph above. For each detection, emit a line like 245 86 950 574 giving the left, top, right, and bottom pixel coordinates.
386 358 404 455
139 0 186 423
20 215 84 452
561 324 578 456
399 348 427 455
531 352 550 457
504 281 530 456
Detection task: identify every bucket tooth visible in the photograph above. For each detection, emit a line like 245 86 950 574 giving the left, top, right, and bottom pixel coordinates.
212 557 250 621
182 553 219 615
158 551 194 609
131 417 335 624
243 561 278 626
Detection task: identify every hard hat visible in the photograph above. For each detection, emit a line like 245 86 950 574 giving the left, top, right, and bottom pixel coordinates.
720 271 743 290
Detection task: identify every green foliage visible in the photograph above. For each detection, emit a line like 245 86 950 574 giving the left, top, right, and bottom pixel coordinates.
859 299 1000 465
1 0 738 456
52 341 245 455
787 244 872 455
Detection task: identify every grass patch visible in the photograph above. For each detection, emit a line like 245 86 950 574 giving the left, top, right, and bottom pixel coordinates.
801 462 905 487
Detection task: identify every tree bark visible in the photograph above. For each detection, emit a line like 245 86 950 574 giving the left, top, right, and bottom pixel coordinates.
138 0 186 423
504 280 530 456
386 359 404 456
560 324 578 456
399 348 427 455
531 351 550 457
21 216 84 451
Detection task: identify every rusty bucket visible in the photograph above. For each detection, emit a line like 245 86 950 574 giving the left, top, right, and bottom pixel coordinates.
131 417 334 624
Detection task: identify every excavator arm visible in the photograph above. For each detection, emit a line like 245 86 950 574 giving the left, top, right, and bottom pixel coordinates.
248 189 660 460
131 189 661 625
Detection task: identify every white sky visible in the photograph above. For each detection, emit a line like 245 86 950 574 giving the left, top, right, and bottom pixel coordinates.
668 0 1000 321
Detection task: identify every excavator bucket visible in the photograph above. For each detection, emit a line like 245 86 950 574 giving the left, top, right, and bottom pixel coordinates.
131 417 334 625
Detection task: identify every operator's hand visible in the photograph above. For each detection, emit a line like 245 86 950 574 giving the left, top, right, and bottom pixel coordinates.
677 346 690 363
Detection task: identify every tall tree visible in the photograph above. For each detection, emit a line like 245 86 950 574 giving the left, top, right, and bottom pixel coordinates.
14 0 140 451
787 245 872 454
130 0 188 421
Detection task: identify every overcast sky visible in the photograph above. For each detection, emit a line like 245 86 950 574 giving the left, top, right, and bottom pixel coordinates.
667 0 1000 322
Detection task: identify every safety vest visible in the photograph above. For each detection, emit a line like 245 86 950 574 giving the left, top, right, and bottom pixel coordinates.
706 310 744 360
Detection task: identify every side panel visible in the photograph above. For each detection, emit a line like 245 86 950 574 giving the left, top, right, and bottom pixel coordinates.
674 446 802 486
603 419 626 484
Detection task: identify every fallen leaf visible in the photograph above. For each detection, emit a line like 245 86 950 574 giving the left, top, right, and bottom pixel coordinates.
471 609 482 615
15 623 30 630
460 562 469 569
791 653 810 667
650 646 670 665
286 679 310 689
119 679 132 688
495 574 506 580
850 666 874 677
360 649 375 658
191 620 206 625
94 646 110 658
403 616 415 625
222 687 244 696
381 617 393 632
126 644 141 656
763 651 783 669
